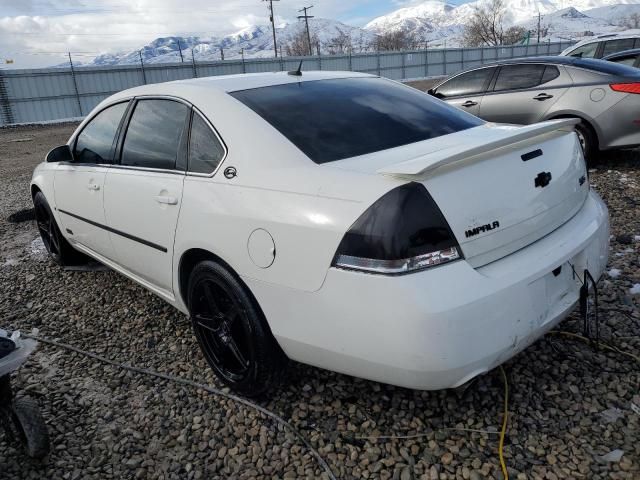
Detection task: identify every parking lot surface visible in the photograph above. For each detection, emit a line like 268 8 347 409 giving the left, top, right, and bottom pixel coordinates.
0 123 639 479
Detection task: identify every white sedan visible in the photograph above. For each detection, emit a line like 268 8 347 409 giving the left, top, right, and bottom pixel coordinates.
31 71 609 396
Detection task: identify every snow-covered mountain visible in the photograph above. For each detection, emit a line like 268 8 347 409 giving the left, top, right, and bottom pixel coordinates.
75 0 640 67
365 0 640 46
80 19 376 67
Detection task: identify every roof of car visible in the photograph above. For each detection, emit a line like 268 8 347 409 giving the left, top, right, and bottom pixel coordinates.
108 70 375 102
563 31 640 51
471 55 640 73
603 48 640 60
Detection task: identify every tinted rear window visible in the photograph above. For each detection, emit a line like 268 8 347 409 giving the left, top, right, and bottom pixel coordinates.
230 77 483 164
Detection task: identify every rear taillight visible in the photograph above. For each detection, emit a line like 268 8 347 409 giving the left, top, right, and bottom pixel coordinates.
332 182 461 275
610 83 640 94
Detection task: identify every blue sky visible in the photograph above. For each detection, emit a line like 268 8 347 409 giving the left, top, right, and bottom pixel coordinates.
0 0 469 68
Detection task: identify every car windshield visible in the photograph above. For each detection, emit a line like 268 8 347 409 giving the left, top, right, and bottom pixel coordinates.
230 77 483 164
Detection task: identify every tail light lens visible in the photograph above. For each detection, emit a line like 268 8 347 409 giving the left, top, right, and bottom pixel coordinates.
610 83 640 94
332 182 461 275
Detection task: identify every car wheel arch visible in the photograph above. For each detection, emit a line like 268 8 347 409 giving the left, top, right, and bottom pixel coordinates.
546 113 600 150
177 248 260 316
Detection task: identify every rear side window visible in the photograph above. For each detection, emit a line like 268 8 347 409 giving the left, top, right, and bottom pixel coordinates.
568 43 598 58
231 77 483 164
121 99 189 170
602 39 636 57
493 64 547 91
436 68 494 98
541 65 560 84
188 113 226 174
74 102 128 164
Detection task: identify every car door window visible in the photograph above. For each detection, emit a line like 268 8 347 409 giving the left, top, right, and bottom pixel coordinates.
121 99 189 170
602 39 636 57
568 43 598 58
612 56 638 67
435 68 494 98
493 64 547 92
74 102 128 164
188 112 226 174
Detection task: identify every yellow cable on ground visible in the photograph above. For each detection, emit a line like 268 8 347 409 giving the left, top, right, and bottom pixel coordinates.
498 365 509 480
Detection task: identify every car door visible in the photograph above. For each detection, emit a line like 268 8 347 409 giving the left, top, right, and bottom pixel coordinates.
54 101 129 258
478 64 568 124
431 67 495 116
103 97 190 293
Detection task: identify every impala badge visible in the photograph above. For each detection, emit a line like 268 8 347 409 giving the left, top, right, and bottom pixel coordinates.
465 221 500 238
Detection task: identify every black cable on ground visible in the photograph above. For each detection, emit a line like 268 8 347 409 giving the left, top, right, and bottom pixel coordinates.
22 333 338 480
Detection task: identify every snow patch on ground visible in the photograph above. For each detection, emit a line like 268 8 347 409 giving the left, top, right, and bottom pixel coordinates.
607 268 621 278
630 284 640 295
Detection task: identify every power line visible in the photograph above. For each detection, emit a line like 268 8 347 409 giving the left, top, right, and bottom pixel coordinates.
263 0 280 58
297 5 314 56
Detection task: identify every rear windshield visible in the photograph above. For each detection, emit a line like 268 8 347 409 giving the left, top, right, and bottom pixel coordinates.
573 57 640 77
230 77 483 164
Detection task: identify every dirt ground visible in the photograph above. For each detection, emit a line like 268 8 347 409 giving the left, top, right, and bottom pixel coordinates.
0 123 639 480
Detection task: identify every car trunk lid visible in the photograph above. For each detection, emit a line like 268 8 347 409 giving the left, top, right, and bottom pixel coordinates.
334 119 589 268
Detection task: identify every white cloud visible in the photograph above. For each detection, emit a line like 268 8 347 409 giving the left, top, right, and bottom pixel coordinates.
0 0 379 68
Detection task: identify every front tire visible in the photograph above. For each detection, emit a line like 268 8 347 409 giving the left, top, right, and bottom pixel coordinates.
33 192 83 266
187 260 286 397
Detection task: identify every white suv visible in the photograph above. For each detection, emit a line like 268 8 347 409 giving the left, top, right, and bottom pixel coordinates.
561 33 640 59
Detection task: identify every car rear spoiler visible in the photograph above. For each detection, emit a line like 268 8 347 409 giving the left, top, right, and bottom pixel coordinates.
376 118 580 177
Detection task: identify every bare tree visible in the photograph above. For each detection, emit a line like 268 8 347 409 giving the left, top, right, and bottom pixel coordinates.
285 29 318 56
327 28 353 54
462 0 526 46
375 28 421 51
619 12 640 29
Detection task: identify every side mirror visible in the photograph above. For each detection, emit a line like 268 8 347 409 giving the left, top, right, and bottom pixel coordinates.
427 88 435 96
46 145 73 163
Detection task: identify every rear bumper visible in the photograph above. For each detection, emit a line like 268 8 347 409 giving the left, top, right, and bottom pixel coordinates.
247 191 609 390
595 94 640 149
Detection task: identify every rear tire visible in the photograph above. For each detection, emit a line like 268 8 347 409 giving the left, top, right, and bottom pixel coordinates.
187 260 287 397
573 121 597 164
33 192 85 266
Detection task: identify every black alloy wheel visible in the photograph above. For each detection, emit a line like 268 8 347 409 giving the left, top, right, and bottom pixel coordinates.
188 261 286 397
32 192 85 266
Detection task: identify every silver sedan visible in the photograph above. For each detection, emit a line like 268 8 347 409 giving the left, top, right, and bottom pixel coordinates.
428 56 640 159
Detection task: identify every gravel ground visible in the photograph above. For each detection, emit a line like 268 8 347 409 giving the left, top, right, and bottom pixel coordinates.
0 123 639 480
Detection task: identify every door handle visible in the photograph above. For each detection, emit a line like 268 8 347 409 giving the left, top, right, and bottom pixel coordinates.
533 93 553 101
461 100 478 107
155 195 178 205
87 183 100 191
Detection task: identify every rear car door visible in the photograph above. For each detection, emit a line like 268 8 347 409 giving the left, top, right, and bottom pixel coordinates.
103 98 190 293
54 101 129 258
433 67 495 116
479 64 568 124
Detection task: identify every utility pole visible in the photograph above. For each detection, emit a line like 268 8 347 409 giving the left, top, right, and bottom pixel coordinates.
220 47 225 61
264 0 280 58
138 50 147 84
537 12 541 44
68 52 82 116
177 39 184 63
298 5 314 56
